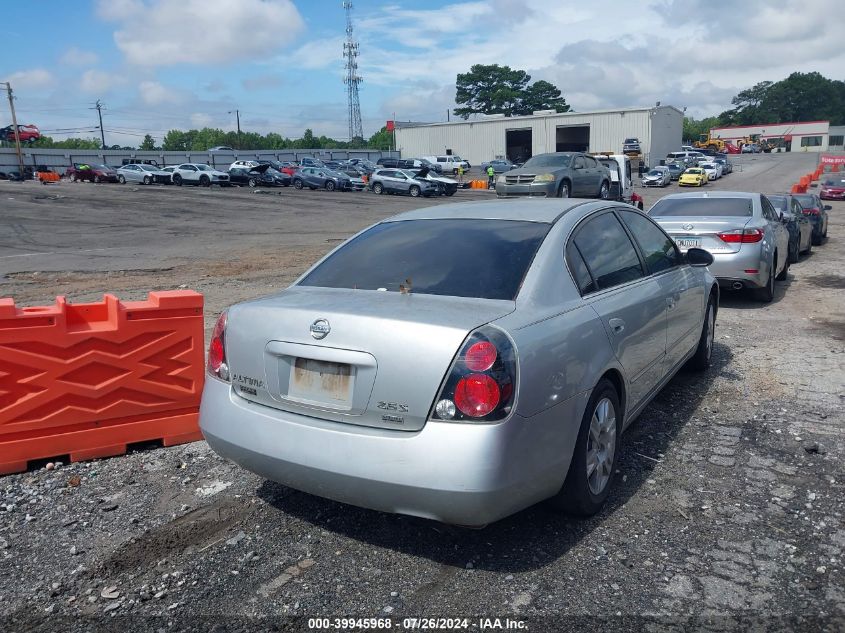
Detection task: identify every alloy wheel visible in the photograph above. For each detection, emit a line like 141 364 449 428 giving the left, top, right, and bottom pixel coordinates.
586 397 617 495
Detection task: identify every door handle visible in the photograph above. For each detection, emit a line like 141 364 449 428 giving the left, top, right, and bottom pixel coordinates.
667 297 676 309
608 318 625 334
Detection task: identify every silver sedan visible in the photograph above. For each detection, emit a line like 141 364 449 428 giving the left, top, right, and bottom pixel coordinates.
200 200 719 526
116 163 172 185
649 191 790 302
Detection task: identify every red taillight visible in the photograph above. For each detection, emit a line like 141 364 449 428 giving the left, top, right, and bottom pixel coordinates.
431 327 517 423
454 374 500 417
464 341 497 371
717 228 764 243
802 208 820 215
207 310 229 381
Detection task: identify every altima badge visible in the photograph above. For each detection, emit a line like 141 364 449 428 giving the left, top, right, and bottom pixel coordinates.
310 319 331 339
682 223 694 231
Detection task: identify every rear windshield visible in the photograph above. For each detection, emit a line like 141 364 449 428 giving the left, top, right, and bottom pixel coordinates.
792 195 817 208
766 195 788 211
299 219 550 300
649 197 754 217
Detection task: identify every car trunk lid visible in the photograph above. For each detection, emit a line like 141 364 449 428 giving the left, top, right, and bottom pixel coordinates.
654 216 752 254
224 287 515 431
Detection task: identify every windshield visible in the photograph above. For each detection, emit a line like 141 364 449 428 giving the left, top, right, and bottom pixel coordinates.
823 179 845 186
646 170 661 177
522 154 572 168
196 164 214 171
650 197 754 217
685 169 703 174
299 219 550 300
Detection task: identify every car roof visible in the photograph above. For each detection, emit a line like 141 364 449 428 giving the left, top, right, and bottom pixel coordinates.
656 191 760 200
386 199 599 224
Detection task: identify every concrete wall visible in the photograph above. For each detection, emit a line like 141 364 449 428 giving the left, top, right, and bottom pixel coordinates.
394 106 683 168
0 148 399 175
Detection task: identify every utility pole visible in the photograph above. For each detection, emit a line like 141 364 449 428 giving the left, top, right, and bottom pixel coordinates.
1 82 25 176
228 109 241 149
92 99 106 149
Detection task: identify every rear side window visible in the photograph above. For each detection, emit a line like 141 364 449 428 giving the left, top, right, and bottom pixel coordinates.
573 213 644 290
767 195 788 212
566 243 597 295
299 219 551 301
649 197 753 217
618 210 680 274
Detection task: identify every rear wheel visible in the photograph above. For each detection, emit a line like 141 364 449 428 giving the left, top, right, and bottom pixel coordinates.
754 256 776 302
118 175 126 184
173 174 183 186
293 179 303 189
409 185 421 197
688 295 717 371
598 180 609 199
372 182 384 195
94 175 101 183
325 180 336 192
70 173 77 182
554 378 621 516
788 236 799 263
776 255 789 281
142 175 151 185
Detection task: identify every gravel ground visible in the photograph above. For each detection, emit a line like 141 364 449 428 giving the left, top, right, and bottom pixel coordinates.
1 153 843 632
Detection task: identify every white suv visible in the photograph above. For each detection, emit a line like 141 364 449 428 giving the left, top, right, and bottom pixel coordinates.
171 163 230 187
229 160 260 170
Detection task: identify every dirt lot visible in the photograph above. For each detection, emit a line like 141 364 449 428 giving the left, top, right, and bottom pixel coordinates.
1 153 844 631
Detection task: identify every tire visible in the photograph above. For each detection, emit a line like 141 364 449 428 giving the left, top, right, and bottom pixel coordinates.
248 178 257 188
557 181 570 198
293 179 303 190
173 174 183 186
70 174 77 183
445 190 455 197
598 180 609 199
118 175 126 184
688 293 718 371
309 186 317 190
554 378 621 516
142 176 151 185
94 175 101 183
325 180 336 192
372 182 384 195
199 175 210 187
812 230 822 246
788 237 799 264
409 185 421 197
776 255 789 281
754 256 776 303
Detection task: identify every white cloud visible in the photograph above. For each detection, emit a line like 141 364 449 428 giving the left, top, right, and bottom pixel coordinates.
242 74 284 92
138 80 189 106
190 112 214 128
97 0 305 66
80 69 127 94
60 47 99 66
1 68 54 91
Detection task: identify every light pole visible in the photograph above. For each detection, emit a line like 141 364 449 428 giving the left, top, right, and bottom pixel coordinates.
1 82 25 176
228 109 241 149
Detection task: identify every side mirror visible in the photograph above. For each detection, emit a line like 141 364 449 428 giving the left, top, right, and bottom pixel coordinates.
824 205 832 211
686 247 714 267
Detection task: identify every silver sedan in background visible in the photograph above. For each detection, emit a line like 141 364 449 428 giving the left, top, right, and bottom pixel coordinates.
116 163 172 185
200 200 719 526
649 191 790 302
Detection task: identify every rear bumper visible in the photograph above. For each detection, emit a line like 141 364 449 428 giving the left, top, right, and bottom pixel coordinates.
708 248 768 288
820 191 845 200
199 377 577 526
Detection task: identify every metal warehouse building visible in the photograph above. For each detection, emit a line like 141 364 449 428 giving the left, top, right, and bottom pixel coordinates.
394 105 683 168
710 121 840 153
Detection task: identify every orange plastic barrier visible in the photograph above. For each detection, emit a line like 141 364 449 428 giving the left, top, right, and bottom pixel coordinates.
0 291 205 474
799 176 810 187
36 171 60 184
470 180 489 189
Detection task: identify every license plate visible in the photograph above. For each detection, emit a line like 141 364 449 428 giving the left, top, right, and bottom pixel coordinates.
288 358 354 405
675 237 701 250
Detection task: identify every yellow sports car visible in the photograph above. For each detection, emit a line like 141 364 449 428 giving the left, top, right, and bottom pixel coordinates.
678 167 708 187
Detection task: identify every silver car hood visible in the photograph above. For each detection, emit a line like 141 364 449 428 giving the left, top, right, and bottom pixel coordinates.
224 287 516 431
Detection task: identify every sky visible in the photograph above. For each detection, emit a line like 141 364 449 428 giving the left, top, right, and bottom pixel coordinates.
1 0 843 148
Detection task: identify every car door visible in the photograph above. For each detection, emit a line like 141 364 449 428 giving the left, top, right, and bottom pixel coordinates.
571 156 588 195
793 199 812 248
618 209 704 371
568 210 668 409
180 164 198 183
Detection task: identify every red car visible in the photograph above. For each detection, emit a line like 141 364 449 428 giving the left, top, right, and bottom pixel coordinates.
2 124 41 142
820 176 845 201
66 163 119 183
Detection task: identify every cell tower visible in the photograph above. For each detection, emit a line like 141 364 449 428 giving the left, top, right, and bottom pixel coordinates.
343 1 364 141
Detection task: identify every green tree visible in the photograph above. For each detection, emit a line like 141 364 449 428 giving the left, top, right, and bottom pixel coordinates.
683 116 720 143
517 80 570 115
139 134 156 150
454 64 531 119
367 126 393 150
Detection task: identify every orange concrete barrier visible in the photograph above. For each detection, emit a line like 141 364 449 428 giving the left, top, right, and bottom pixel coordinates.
0 291 205 474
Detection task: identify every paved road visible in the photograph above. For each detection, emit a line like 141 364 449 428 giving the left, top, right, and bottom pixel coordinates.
1 152 843 631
